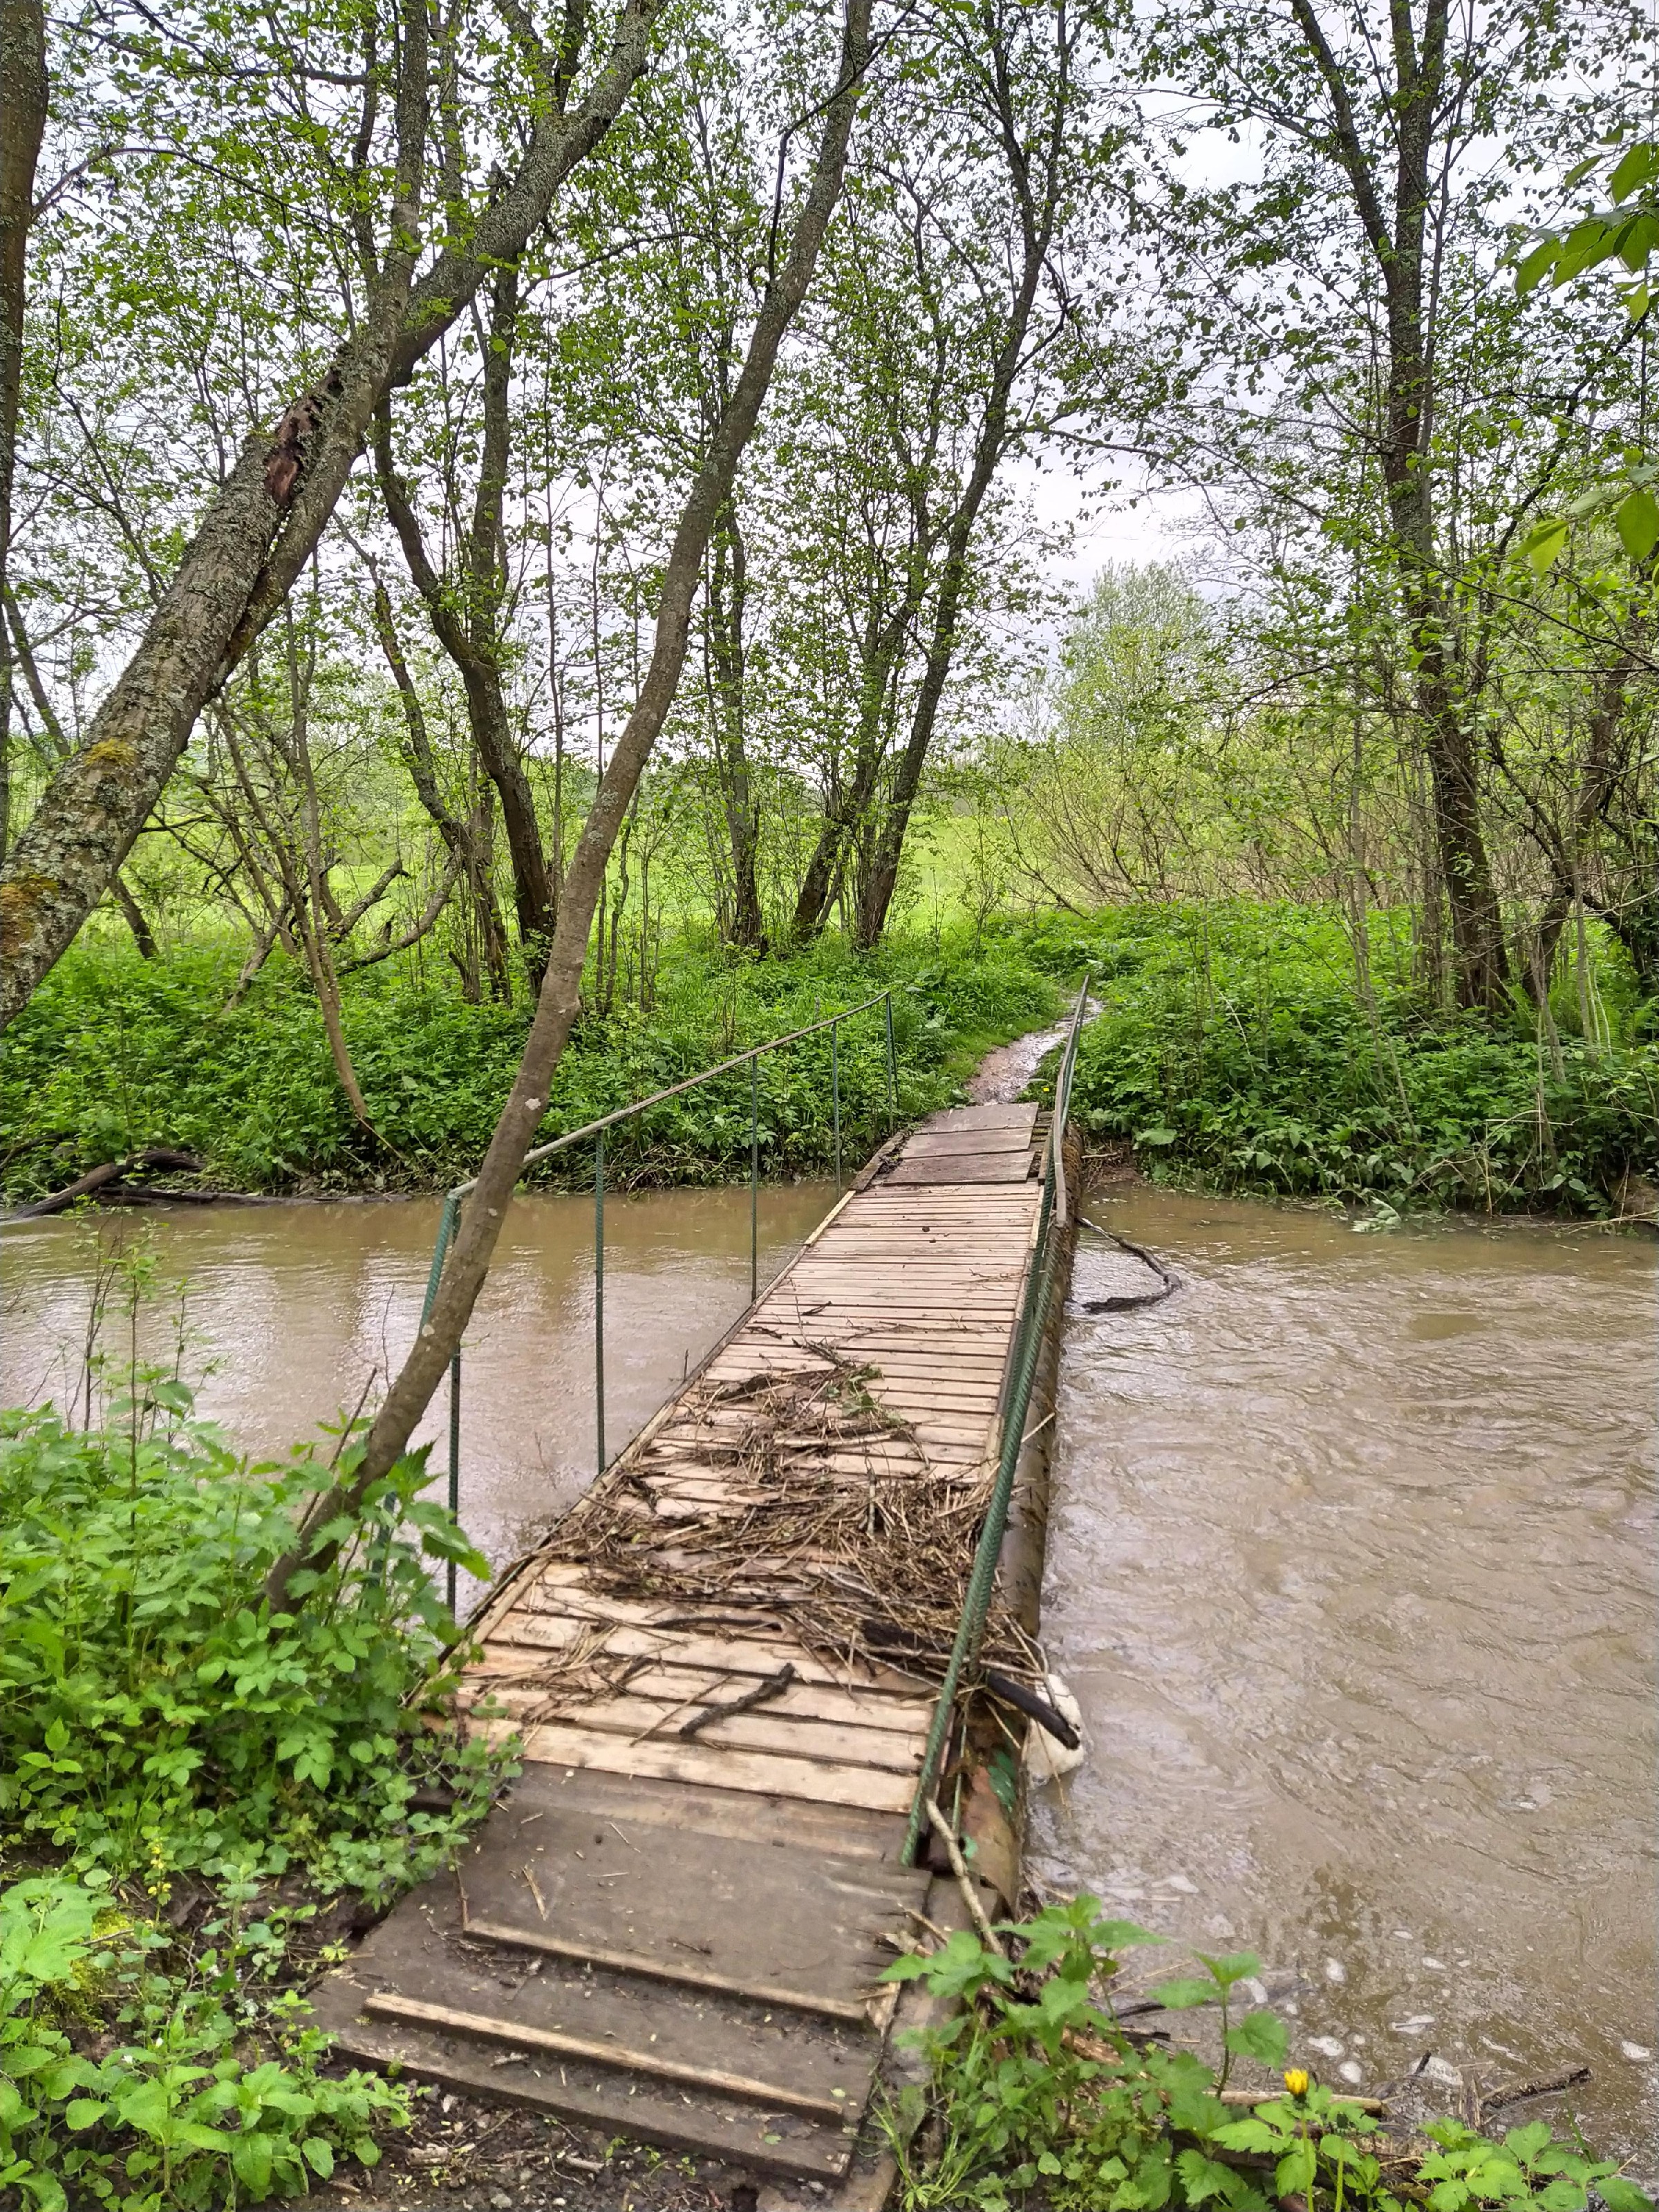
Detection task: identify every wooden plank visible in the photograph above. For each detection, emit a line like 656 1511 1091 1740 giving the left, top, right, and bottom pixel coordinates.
481 1615 932 1694
463 1689 926 1773
460 1920 872 2024
916 1103 1039 1134
310 2003 858 2183
614 1662 935 1729
901 1127 1038 1156
881 1154 1035 1186
487 1718 920 1812
490 1759 915 1862
362 1994 854 2121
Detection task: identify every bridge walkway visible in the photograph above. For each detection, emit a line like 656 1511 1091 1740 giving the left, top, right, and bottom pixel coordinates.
312 1100 1053 2191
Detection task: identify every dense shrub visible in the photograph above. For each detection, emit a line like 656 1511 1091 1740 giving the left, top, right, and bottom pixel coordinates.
0 1379 497 1892
1017 903 1659 1212
0 935 1058 1199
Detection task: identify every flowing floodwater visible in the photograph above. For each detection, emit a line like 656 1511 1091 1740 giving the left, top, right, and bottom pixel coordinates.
0 1183 832 1575
1040 1189 1658 2169
3 1170 1654 2165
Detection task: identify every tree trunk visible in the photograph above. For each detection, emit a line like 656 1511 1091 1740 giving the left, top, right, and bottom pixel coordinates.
0 0 665 1028
265 0 876 1612
377 265 555 971
705 494 766 948
790 604 910 941
0 0 46 866
1288 0 1506 1011
366 565 512 990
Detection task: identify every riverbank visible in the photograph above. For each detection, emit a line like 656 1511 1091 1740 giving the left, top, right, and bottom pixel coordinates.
6 904 1656 1220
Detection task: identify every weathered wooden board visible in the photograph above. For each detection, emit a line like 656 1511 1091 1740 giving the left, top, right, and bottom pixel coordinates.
476 1718 920 1813
917 1103 1039 1136
881 1152 1035 1185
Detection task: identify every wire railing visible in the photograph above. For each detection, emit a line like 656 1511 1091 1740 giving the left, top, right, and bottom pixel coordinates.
419 991 899 1609
899 971 1093 1866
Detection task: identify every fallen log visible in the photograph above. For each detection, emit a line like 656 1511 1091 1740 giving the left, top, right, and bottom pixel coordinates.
10 1149 205 1219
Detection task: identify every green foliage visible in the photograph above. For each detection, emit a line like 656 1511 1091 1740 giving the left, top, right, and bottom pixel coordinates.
0 1869 409 2212
879 1904 1653 2212
0 932 1058 1200
1015 904 1659 1213
0 1372 500 1892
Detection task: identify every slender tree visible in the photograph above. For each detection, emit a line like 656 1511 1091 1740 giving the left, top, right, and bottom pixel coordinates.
0 0 46 864
265 0 877 1609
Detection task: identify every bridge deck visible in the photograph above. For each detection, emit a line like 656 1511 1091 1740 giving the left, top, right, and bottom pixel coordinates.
312 1103 1051 2191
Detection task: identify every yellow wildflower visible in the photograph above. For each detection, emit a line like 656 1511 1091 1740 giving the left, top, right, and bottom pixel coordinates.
1283 2068 1310 2098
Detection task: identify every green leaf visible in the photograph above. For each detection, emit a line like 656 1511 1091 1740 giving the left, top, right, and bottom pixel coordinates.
1146 1976 1214 2010
1515 240 1557 294
1615 485 1659 560
1225 2010 1288 2068
1610 140 1659 202
1522 518 1571 573
302 2135 336 2177
1597 2180 1657 2212
62 2099 109 2130
231 2132 275 2197
1177 2150 1241 2206
1197 1950 1262 1990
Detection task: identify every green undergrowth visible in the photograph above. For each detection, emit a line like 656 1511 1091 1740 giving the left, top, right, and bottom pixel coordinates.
0 930 1058 1200
1 1869 411 2212
881 1902 1653 2212
7 902 1657 1213
0 1297 512 2208
0 1380 497 1893
1011 904 1659 1215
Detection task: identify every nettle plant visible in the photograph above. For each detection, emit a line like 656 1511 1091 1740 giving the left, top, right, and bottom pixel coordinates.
0 1367 499 1893
0 1870 410 2212
879 1899 1654 2212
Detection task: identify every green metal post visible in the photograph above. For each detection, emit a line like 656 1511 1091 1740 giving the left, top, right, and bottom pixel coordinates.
447 1352 460 1614
594 1130 605 1477
749 1056 760 1304
883 992 897 1130
421 1191 460 1324
831 1018 841 1188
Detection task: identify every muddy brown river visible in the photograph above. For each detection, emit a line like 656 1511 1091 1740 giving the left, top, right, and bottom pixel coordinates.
1049 1189 1657 2171
3 1180 1654 2166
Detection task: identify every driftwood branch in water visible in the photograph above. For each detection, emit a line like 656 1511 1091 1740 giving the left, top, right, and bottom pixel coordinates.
982 1666 1080 1747
1481 2066 1591 2116
11 1148 204 1218
1077 1216 1183 1311
678 1661 796 1738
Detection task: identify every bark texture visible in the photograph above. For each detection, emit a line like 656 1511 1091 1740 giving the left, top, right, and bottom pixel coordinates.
0 0 664 1027
1288 0 1508 1011
0 0 47 863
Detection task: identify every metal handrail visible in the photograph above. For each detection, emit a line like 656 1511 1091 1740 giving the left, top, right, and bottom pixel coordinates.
899 971 1093 1865
420 989 899 1609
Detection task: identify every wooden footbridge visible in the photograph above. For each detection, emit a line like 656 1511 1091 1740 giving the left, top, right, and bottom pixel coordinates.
312 988 1089 2201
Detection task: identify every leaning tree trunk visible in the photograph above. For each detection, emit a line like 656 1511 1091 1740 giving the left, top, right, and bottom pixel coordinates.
0 0 664 1029
265 0 877 1613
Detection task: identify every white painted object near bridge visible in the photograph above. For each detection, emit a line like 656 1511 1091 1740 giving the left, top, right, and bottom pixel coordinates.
1023 1674 1085 1781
